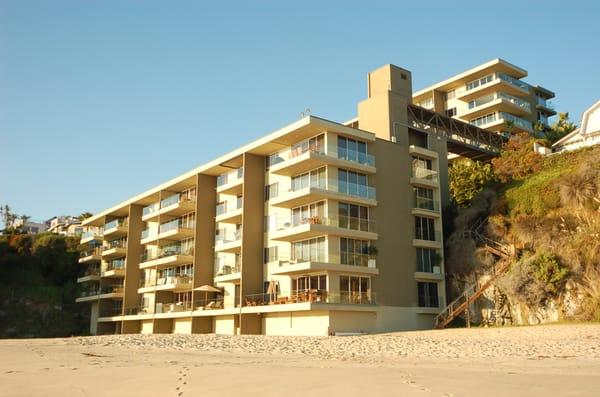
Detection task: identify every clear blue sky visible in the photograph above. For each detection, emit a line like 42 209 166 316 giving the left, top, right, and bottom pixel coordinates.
1 0 599 223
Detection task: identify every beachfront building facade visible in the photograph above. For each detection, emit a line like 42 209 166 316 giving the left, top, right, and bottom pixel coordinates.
77 64 457 336
412 59 556 136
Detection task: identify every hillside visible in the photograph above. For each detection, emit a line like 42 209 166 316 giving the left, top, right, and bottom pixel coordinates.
446 142 600 325
0 233 89 338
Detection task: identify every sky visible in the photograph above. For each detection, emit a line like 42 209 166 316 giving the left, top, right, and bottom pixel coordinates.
1 0 599 224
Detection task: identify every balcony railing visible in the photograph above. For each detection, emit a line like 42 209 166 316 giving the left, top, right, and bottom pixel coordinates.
497 72 529 92
215 229 242 245
80 247 102 258
214 260 241 276
106 259 125 271
142 202 159 217
81 230 103 240
417 261 442 274
274 215 376 233
104 219 127 231
468 92 531 112
243 289 376 306
99 306 123 317
217 167 244 187
103 239 127 250
140 244 194 262
413 196 440 211
337 183 377 200
276 249 376 268
411 167 438 182
216 198 243 216
500 112 533 130
337 150 375 167
100 286 124 294
81 267 100 277
140 274 193 289
159 219 194 234
155 300 193 313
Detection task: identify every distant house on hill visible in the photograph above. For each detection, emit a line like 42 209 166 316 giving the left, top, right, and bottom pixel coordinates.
46 216 83 236
553 100 600 152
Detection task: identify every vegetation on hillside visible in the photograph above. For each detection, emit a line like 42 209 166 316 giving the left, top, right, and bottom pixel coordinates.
0 232 89 337
447 135 600 322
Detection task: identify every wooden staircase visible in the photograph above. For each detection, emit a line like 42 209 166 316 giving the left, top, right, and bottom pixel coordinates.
434 220 516 330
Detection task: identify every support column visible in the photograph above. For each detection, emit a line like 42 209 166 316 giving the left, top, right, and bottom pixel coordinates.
239 153 265 335
122 204 143 333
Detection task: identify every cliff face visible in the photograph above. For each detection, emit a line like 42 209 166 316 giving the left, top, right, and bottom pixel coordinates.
445 145 600 326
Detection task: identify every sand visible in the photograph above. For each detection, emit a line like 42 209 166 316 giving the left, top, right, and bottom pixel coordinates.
1 324 599 396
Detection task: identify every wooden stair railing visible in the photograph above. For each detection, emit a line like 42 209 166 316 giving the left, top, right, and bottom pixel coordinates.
435 220 515 329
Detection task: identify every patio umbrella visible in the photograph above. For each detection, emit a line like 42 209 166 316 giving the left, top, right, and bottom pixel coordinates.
194 285 222 305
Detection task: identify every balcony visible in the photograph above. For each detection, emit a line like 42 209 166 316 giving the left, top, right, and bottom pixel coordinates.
139 245 194 269
103 219 128 238
102 259 126 278
214 229 242 253
470 111 533 133
80 230 103 244
535 97 557 115
78 247 102 263
457 72 529 102
243 290 376 307
461 92 532 118
215 198 243 224
413 230 443 249
138 274 193 293
412 196 441 217
270 250 379 276
216 167 244 195
269 145 377 177
101 240 127 259
154 300 194 315
410 167 439 188
214 260 241 282
158 219 195 241
269 215 377 242
77 268 100 283
270 183 377 209
76 286 124 302
142 194 196 221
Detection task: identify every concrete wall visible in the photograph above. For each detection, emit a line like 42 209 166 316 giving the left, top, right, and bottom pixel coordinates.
262 311 330 336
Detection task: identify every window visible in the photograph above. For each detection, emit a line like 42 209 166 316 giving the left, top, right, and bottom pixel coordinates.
411 155 432 171
265 182 278 201
338 169 370 198
339 202 370 231
267 152 284 168
340 237 370 267
445 107 457 117
338 136 370 165
446 89 456 100
292 274 327 293
292 201 325 226
263 246 278 264
419 97 433 109
291 237 326 263
470 112 497 127
415 216 436 241
414 187 435 210
416 248 440 273
465 73 494 91
291 167 326 191
418 282 439 307
340 276 371 304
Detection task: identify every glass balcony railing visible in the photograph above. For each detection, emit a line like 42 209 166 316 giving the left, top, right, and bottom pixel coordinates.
500 112 533 130
214 259 241 276
243 289 376 306
159 219 194 235
411 167 439 182
216 198 242 216
468 92 531 112
142 202 159 217
80 247 102 258
215 229 242 245
106 259 125 271
274 215 376 233
140 244 194 263
103 239 127 250
414 196 440 212
81 230 103 240
104 219 126 231
497 72 529 92
337 150 375 167
337 183 377 200
217 167 244 187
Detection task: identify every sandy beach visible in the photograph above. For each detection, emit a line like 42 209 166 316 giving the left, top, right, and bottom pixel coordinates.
1 324 599 397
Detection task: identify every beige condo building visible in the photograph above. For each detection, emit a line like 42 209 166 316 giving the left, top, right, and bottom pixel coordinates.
77 62 507 336
413 59 556 135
